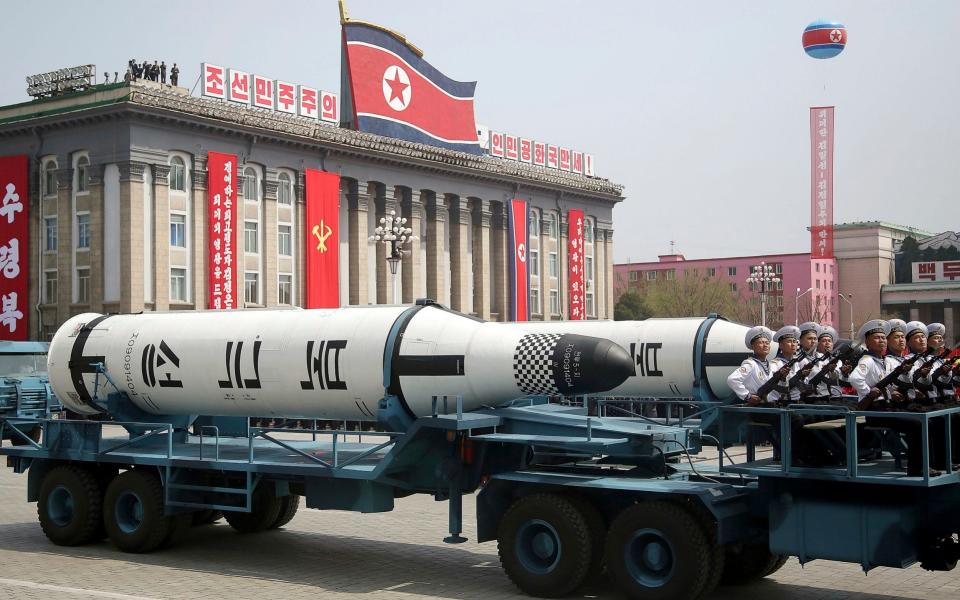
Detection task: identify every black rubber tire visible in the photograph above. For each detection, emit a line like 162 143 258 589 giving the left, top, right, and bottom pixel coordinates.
497 494 592 598
223 485 283 533
191 509 223 526
697 543 726 600
567 496 606 585
160 513 192 549
37 465 103 546
763 553 790 577
103 469 173 553
270 495 300 530
721 543 785 585
604 501 711 600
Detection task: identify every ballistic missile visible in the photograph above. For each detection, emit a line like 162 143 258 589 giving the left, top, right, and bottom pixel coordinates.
499 317 753 401
47 303 634 420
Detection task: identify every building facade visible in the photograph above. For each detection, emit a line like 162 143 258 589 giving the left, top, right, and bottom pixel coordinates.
0 79 624 340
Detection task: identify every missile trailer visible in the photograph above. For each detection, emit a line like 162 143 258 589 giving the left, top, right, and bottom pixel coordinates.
2 308 960 599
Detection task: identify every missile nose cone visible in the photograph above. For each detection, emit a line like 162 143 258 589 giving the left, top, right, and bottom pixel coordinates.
593 339 636 389
537 334 634 395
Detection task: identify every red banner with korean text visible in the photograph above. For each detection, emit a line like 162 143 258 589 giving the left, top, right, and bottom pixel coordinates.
0 156 28 339
305 169 340 308
567 209 586 320
508 199 528 321
207 152 238 310
810 107 834 258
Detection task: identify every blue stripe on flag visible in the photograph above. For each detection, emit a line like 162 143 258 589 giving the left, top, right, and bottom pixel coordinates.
356 116 482 154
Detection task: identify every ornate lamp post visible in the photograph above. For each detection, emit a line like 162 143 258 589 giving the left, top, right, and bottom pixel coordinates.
746 262 780 328
369 210 415 304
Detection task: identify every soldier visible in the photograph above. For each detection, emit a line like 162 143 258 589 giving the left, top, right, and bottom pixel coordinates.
727 326 776 405
160 61 167 84
170 63 180 87
770 325 803 403
926 323 956 399
886 319 908 358
904 321 934 401
806 326 845 401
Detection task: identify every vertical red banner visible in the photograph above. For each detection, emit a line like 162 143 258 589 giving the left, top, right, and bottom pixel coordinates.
207 151 238 309
810 107 834 258
567 209 585 320
508 199 528 321
305 169 341 308
0 155 28 339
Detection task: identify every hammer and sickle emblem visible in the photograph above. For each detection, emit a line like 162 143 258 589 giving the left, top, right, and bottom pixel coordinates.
311 221 333 253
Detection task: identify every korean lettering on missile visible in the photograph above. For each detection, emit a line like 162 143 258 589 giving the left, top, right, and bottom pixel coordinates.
207 152 238 310
0 155 27 340
629 342 663 377
214 338 349 391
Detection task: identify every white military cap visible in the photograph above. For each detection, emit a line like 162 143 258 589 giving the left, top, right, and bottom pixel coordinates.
885 319 907 336
798 321 821 337
927 322 946 337
905 321 927 339
818 326 839 341
858 319 887 344
774 325 801 342
744 325 773 348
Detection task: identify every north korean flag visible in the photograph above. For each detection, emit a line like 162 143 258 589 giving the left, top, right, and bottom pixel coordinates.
343 22 481 154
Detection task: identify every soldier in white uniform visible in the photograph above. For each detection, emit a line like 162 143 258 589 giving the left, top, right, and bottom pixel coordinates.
926 323 956 399
806 326 844 401
727 326 776 404
770 326 803 403
849 320 894 406
903 321 934 401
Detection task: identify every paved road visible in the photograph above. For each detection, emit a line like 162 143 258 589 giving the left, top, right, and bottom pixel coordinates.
0 467 958 599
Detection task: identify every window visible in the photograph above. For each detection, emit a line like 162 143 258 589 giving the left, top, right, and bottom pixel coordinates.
244 221 259 254
830 280 834 290
45 217 57 252
530 288 541 314
43 162 57 197
170 268 187 301
646 271 657 281
43 271 57 304
76 156 89 193
549 289 560 315
586 292 595 317
548 213 559 239
707 267 716 277
729 282 737 292
727 266 737 277
77 213 90 249
816 263 820 273
816 279 821 289
170 214 186 247
278 173 292 205
665 269 675 281
549 252 558 277
529 249 539 277
529 211 539 237
584 221 593 244
243 167 259 201
169 156 186 192
278 225 292 256
278 274 292 305
586 256 594 281
76 268 90 303
629 270 639 282
244 272 259 304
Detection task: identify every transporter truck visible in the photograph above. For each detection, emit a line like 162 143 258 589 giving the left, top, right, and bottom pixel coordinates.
1 302 959 599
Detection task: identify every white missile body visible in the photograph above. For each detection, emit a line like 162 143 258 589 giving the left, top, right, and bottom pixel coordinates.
500 317 753 401
47 304 634 420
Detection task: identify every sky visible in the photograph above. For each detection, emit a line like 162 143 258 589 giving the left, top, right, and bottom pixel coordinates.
2 1 958 262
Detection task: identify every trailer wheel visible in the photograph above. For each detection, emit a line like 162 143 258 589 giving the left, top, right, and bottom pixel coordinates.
497 494 592 598
721 543 786 584
604 501 710 600
270 494 301 529
103 470 173 553
223 485 282 533
191 510 223 526
37 465 103 546
696 544 725 600
567 496 606 584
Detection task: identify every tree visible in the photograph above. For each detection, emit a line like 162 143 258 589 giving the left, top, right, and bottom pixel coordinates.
642 273 748 321
614 291 650 321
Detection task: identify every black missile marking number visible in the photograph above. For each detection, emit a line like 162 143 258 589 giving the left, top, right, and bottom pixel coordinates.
628 342 664 377
141 340 183 388
218 339 263 389
299 340 348 391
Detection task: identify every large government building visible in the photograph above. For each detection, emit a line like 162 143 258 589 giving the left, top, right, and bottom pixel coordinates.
0 77 623 340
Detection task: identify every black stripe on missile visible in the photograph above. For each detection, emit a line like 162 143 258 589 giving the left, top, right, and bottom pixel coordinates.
394 355 466 377
702 352 751 368
67 315 112 413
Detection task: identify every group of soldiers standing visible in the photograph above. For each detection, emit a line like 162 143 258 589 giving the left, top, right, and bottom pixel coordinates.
727 319 960 475
125 59 179 87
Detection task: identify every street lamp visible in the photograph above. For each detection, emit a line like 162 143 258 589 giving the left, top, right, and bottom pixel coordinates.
838 292 854 340
795 287 813 326
746 262 780 328
369 210 416 304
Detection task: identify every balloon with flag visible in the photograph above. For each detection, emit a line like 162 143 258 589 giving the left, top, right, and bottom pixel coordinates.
803 20 847 59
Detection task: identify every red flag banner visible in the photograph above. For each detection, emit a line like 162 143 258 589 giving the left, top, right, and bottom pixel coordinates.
810 107 834 258
305 169 341 308
0 155 28 339
567 209 586 320
207 151 238 310
508 199 528 321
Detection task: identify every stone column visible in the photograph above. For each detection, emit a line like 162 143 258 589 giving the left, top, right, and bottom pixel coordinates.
424 192 446 305
151 164 171 311
55 168 75 316
605 228 615 319
118 162 146 313
447 195 470 312
471 199 492 320
348 187 369 305
191 157 207 309
81 164 104 314
491 202 508 321
263 175 279 307
944 300 956 347
401 190 423 304
295 173 306 306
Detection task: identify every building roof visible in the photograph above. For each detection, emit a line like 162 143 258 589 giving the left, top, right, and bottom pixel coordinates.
616 251 812 268
0 81 624 200
833 220 934 237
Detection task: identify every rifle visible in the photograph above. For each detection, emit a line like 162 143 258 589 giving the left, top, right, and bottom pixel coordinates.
754 355 803 401
930 346 960 380
788 352 826 391
873 353 924 398
806 343 856 391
